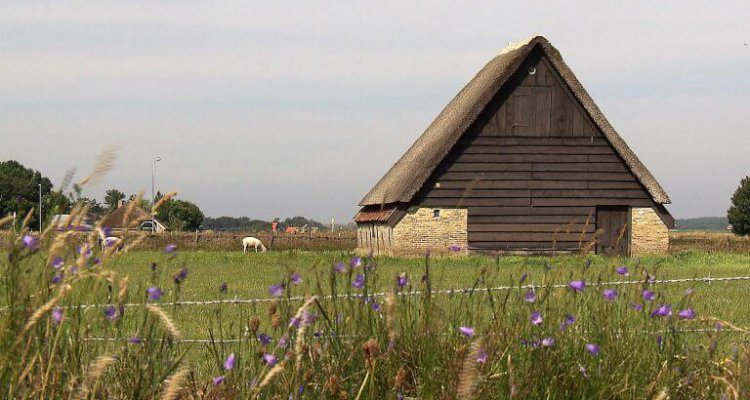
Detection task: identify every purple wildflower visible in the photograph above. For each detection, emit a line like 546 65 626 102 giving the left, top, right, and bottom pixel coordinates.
258 333 271 345
269 283 284 297
396 273 408 288
449 244 462 252
656 334 663 347
650 304 672 318
642 289 656 301
128 337 142 344
102 226 112 237
219 282 228 293
678 308 696 320
165 244 177 253
291 273 302 285
78 244 92 259
70 266 78 274
52 307 63 324
224 353 236 370
289 316 300 328
352 273 365 289
519 273 528 284
615 266 629 276
333 262 346 274
476 347 488 364
213 376 225 385
585 343 600 356
51 257 64 269
146 287 163 301
371 302 381 312
278 335 288 348
560 314 576 330
541 337 555 347
51 273 64 284
22 235 39 250
301 311 317 326
459 326 474 337
350 257 362 269
524 289 536 303
104 305 118 321
263 353 277 366
530 311 543 326
92 257 101 265
173 268 188 284
603 289 618 301
568 280 586 293
630 303 644 311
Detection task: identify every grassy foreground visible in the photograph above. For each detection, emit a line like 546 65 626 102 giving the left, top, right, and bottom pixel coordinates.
4 227 750 398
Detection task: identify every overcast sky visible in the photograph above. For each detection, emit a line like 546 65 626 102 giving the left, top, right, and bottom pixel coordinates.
1 1 748 222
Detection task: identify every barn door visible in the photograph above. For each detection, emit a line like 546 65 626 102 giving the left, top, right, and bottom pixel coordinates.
596 206 630 256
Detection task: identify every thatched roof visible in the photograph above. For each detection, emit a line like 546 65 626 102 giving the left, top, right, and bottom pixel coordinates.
360 35 671 206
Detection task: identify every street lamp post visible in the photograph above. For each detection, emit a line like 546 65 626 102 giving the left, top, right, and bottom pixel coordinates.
38 183 42 232
151 157 162 234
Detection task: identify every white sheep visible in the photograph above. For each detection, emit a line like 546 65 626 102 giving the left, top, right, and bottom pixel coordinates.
242 236 267 253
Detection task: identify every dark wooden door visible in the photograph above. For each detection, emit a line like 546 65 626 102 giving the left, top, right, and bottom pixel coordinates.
596 206 630 256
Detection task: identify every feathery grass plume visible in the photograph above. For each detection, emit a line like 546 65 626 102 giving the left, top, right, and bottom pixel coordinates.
457 340 481 399
152 191 178 215
162 368 191 400
385 293 397 345
0 215 13 228
146 304 181 339
23 284 71 333
81 355 117 396
117 276 129 304
123 194 143 229
711 376 739 400
58 168 76 193
294 324 308 371
258 362 285 390
21 208 34 230
77 145 117 187
652 388 668 400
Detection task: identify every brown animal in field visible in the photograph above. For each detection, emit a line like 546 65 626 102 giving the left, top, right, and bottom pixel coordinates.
285 227 299 234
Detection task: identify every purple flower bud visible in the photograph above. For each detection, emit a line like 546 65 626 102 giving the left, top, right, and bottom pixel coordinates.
459 326 474 337
349 257 362 268
476 347 488 364
258 333 271 346
396 273 408 288
678 308 696 320
531 311 543 326
656 334 663 347
22 235 39 250
333 262 346 274
269 284 284 297
603 289 618 301
642 289 656 301
586 343 600 356
224 353 236 370
371 302 381 312
650 304 672 318
560 314 576 330
300 311 317 326
51 273 64 284
541 337 555 347
173 268 188 284
524 289 536 303
128 337 142 344
278 335 288 348
291 273 302 285
147 287 163 301
165 244 177 253
263 353 277 366
448 245 462 252
51 257 64 270
104 305 118 321
568 280 586 293
213 376 225 385
52 307 63 324
352 274 365 289
102 226 112 237
519 273 528 284
615 266 629 276
630 303 644 311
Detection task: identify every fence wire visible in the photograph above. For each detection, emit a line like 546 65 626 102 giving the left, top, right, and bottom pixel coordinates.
68 274 750 310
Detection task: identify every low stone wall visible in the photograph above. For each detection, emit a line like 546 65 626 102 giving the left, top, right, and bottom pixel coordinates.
392 207 468 253
0 230 357 252
630 207 670 255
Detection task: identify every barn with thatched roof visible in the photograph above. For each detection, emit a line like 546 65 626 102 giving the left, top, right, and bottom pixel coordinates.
355 35 673 256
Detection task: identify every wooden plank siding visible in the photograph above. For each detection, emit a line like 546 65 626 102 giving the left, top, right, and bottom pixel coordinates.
411 48 656 252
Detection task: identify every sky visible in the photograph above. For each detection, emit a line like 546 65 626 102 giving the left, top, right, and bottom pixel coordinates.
1 1 749 222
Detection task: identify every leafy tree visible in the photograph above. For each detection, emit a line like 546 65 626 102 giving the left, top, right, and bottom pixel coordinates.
103 189 125 212
728 176 750 236
0 160 53 229
157 199 204 231
75 197 105 220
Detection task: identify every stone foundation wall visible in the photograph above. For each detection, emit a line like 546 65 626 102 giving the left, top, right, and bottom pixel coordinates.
392 207 468 253
630 207 669 255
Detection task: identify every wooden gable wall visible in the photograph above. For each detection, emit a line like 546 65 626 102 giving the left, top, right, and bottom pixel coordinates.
412 47 657 251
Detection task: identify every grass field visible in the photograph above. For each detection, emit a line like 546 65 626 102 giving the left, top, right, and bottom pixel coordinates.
97 250 750 338
6 238 750 398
